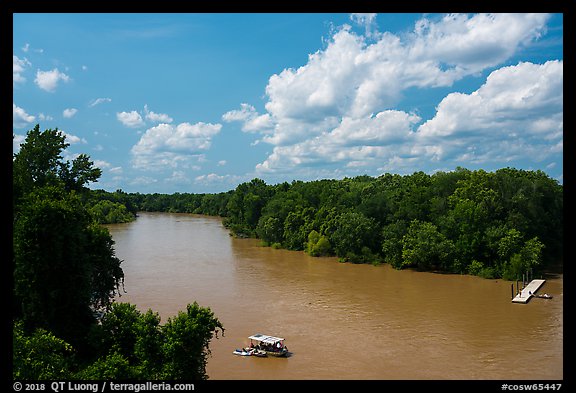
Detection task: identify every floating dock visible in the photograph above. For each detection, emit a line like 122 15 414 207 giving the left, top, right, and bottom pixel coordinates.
512 279 546 303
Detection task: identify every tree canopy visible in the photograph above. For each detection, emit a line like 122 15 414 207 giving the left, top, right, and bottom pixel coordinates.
116 167 562 279
13 126 121 349
13 125 223 380
14 125 561 378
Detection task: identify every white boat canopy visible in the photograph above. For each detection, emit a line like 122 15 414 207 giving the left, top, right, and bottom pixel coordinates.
248 334 285 344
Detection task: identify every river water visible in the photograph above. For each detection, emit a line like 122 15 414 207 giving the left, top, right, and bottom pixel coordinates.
105 212 563 380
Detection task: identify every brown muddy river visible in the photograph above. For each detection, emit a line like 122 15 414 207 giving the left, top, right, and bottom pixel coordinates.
105 212 563 380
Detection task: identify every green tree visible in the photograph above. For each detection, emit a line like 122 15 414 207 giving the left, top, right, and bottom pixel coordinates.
59 153 102 192
224 178 272 236
13 321 73 380
381 220 408 268
81 302 222 380
306 230 332 257
14 187 93 343
88 303 163 378
133 310 164 378
13 187 124 348
497 228 523 262
502 237 545 280
13 126 123 351
520 237 545 269
13 125 101 203
283 207 315 250
330 211 379 263
401 220 456 271
13 125 226 380
75 352 136 380
13 125 69 202
97 303 142 363
161 302 224 379
88 199 134 224
256 216 283 245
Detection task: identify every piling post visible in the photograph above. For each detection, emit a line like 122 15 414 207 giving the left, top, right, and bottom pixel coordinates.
522 273 525 288
511 284 514 300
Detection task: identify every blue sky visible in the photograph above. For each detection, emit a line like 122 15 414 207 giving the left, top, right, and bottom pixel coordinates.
13 13 563 194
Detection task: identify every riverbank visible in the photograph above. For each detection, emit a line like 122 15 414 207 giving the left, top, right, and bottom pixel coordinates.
106 212 563 380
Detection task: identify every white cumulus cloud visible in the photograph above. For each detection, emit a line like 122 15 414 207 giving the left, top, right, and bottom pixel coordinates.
61 130 87 145
13 55 31 85
63 108 78 118
350 13 380 39
38 113 53 121
222 103 273 133
131 122 222 171
194 173 246 189
418 60 562 138
145 112 173 123
118 106 175 128
117 110 145 128
247 13 553 177
13 103 35 128
34 68 70 92
256 110 421 174
144 104 173 123
408 13 550 74
416 60 563 165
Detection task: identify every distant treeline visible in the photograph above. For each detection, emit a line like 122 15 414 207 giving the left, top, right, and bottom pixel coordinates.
91 167 563 280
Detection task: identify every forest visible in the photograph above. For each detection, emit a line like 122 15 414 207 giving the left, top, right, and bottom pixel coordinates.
13 126 223 379
93 166 563 282
13 126 563 379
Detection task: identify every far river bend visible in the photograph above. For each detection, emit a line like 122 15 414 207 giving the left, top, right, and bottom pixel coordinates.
105 212 563 380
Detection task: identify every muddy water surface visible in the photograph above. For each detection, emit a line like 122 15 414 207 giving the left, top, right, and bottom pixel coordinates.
106 212 563 380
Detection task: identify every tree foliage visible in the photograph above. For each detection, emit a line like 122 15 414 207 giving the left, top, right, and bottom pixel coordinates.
13 125 223 380
82 302 223 380
13 321 73 380
161 302 224 380
401 220 456 271
13 186 110 345
306 230 332 257
15 127 558 378
108 168 562 280
13 125 122 372
13 125 101 204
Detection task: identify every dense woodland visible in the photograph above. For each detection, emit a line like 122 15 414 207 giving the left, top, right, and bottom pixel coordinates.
13 126 563 379
93 166 563 281
13 126 224 379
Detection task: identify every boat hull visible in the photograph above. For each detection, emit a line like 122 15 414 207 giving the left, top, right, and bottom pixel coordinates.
264 350 288 357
